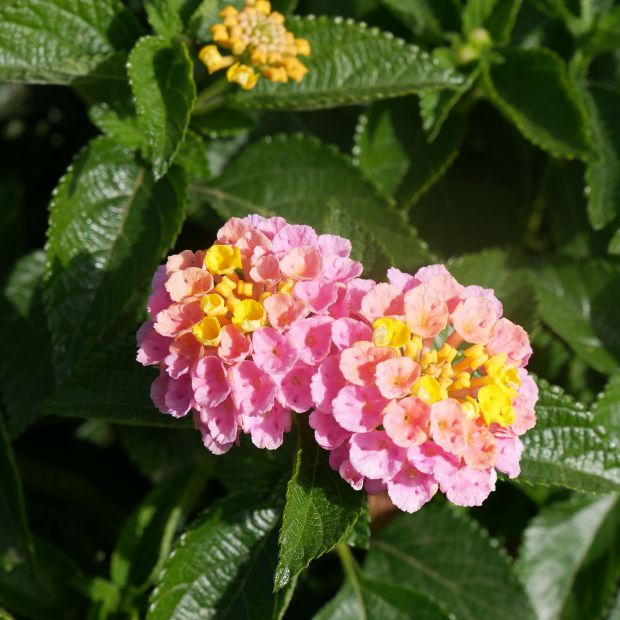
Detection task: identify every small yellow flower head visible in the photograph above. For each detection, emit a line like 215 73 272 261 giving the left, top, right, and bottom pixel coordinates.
198 0 311 89
373 317 411 348
192 316 223 346
232 299 266 332
204 245 242 275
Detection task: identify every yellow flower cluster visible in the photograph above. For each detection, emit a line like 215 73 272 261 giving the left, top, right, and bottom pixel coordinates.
371 318 520 427
198 0 311 90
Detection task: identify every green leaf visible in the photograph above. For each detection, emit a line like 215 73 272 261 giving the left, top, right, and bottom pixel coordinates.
189 0 245 43
111 466 210 591
45 137 186 381
354 97 465 209
341 501 371 551
128 36 197 179
199 133 433 273
192 107 258 139
364 503 536 620
610 589 620 620
447 249 538 332
0 252 53 438
379 0 461 42
593 371 620 443
532 260 620 374
520 378 620 492
483 48 592 159
585 6 620 56
516 494 620 620
316 566 451 620
274 421 364 591
145 0 202 38
0 0 142 84
88 101 145 151
420 57 478 142
174 129 211 184
583 83 620 230
40 335 189 428
147 493 284 620
230 16 465 111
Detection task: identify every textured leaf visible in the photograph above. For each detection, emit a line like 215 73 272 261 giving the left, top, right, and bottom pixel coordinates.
420 58 478 142
145 0 202 38
364 503 536 620
200 133 433 273
274 422 364 591
315 576 451 620
520 378 620 492
0 252 53 438
610 589 620 620
583 83 620 230
516 494 620 620
593 371 620 443
483 48 592 159
111 466 210 590
45 137 186 381
341 501 371 551
532 260 620 374
128 36 196 179
88 100 145 151
0 0 142 84
40 336 188 428
230 16 465 111
189 0 245 42
354 96 465 208
174 129 211 184
147 493 284 620
379 0 461 41
192 107 258 139
447 249 538 331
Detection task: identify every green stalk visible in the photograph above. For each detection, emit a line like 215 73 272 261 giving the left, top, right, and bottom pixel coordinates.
194 76 232 116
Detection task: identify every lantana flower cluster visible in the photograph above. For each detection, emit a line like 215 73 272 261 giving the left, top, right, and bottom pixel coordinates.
138 215 537 512
138 215 364 454
198 0 311 90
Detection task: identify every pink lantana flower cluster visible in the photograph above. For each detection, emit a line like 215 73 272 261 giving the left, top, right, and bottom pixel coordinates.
137 215 537 512
309 265 537 511
137 215 364 454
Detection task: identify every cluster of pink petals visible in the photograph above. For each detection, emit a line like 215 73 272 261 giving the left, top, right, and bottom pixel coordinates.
309 265 537 511
137 215 538 513
137 215 365 454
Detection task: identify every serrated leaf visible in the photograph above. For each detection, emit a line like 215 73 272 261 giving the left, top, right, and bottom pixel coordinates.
520 378 620 492
364 503 536 620
111 466 210 590
174 129 211 183
0 0 142 84
483 48 592 159
45 137 186 381
583 83 620 230
532 260 620 374
274 421 364 591
40 335 189 428
516 494 620 620
341 501 371 550
354 96 464 209
379 0 461 42
145 0 202 38
230 16 465 111
128 36 196 179
147 493 284 620
88 100 145 151
593 371 620 443
192 107 258 139
419 53 478 142
0 252 53 438
315 575 451 620
199 133 433 273
447 249 538 331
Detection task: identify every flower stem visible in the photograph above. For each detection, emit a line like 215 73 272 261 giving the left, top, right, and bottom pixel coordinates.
194 76 232 116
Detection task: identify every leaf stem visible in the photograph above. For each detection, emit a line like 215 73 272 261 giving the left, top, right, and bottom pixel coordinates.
335 542 366 618
194 76 232 116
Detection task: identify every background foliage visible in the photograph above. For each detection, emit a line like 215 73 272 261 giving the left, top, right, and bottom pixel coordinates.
1 0 620 618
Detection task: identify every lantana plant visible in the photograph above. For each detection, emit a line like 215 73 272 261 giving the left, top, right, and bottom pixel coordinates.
1 0 619 618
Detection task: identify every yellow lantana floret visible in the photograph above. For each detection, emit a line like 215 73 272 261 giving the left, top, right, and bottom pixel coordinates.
478 384 516 427
193 316 223 346
200 293 228 317
412 375 447 404
373 317 411 348
204 245 242 275
197 0 311 90
232 299 266 332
